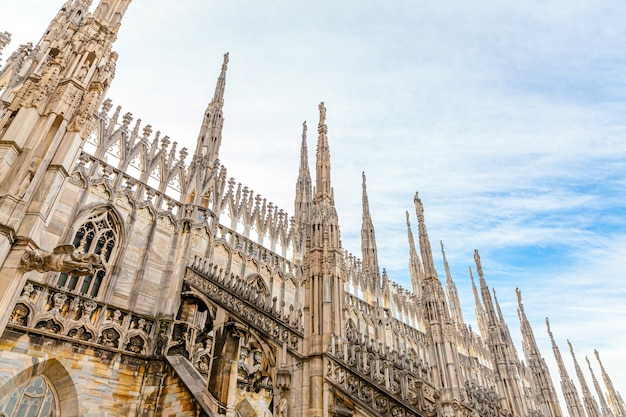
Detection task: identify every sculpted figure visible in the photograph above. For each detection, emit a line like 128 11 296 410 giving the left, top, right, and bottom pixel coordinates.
15 160 38 197
77 60 90 80
318 101 326 123
276 396 288 417
21 245 103 276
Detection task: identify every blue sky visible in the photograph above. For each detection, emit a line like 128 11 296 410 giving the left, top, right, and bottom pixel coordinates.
2 0 626 404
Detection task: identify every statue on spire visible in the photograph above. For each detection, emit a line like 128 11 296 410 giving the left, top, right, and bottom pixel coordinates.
414 192 424 216
318 101 326 124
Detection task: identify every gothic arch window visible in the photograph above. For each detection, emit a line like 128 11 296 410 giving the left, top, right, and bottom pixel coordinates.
0 375 59 417
56 207 121 298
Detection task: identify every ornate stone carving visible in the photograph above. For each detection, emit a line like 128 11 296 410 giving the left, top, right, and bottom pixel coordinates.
275 395 288 417
68 326 93 341
10 304 29 326
20 245 103 276
125 335 145 354
81 299 97 322
185 264 303 351
464 380 506 417
99 328 121 348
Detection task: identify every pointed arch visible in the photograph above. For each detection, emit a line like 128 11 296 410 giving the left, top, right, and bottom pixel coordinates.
0 358 79 417
246 273 269 305
66 324 95 342
137 203 156 221
55 205 123 298
124 332 147 354
9 303 31 327
97 326 121 349
34 318 63 335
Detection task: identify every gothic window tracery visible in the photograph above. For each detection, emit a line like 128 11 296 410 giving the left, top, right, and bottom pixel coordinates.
56 208 121 298
0 376 59 417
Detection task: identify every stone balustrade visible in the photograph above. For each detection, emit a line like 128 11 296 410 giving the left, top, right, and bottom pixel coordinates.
8 280 158 356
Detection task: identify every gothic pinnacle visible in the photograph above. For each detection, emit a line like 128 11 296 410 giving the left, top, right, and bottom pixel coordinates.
297 120 311 184
471 266 489 338
441 241 451 282
361 171 380 291
548 319 587 417
493 288 504 322
517 290 564 417
474 249 497 325
595 349 626 417
301 121 308 168
569 340 602 417
586 356 614 417
294 119 312 219
441 241 464 326
213 52 229 103
314 101 332 203
362 172 370 216
413 192 436 279
406 210 424 296
192 52 229 170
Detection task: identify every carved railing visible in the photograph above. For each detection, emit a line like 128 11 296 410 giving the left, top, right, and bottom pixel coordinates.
463 380 511 417
343 293 427 347
71 151 187 218
328 333 434 386
8 280 159 356
85 101 298 252
325 338 439 417
89 101 190 198
185 258 304 352
214 224 297 276
325 334 514 417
